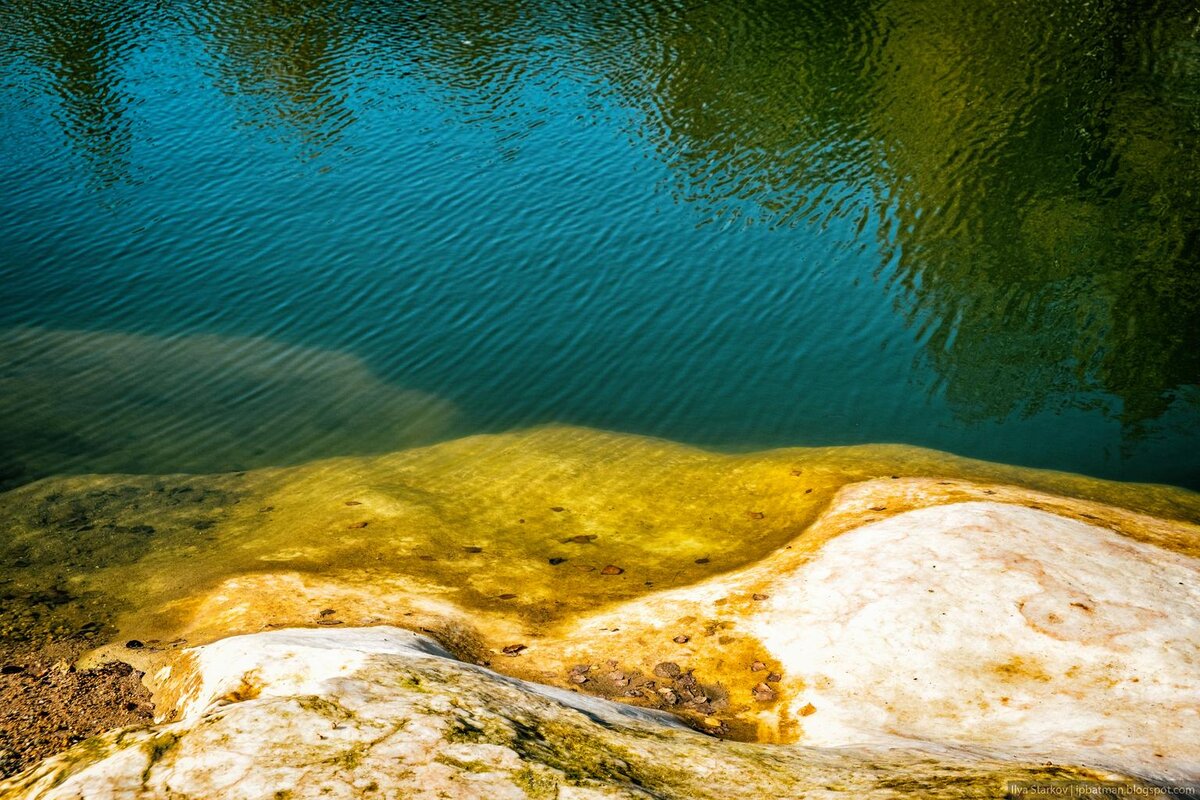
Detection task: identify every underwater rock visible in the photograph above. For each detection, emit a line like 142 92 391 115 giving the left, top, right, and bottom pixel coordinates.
0 326 460 488
0 627 1136 799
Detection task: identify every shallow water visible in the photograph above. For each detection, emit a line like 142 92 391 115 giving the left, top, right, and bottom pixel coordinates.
1 0 1198 489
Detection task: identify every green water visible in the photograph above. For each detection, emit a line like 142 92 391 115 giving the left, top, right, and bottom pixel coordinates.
1 0 1198 489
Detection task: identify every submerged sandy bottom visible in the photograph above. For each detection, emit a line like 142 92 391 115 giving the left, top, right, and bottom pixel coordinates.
2 426 1199 795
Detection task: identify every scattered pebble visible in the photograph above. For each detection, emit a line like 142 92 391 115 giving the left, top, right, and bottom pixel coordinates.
608 671 628 686
673 635 689 644
750 661 766 672
550 506 565 512
653 662 681 679
657 687 679 704
548 557 567 565
502 644 526 656
569 673 589 684
124 640 143 650
748 511 764 520
348 521 369 529
804 489 813 494
752 682 777 702
318 609 336 617
752 593 769 601
766 672 782 683
601 565 624 575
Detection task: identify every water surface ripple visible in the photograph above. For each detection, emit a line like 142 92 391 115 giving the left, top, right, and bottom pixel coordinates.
1 0 1198 489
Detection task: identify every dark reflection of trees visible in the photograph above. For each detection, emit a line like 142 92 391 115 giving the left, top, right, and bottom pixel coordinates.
868 0 1200 434
0 0 139 185
185 0 356 157
589 0 1200 435
2 0 1196 433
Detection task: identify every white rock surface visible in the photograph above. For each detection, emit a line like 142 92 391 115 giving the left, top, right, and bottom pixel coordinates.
0 628 1128 800
747 501 1200 781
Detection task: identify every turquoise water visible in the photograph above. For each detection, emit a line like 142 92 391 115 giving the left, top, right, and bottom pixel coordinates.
0 0 1198 489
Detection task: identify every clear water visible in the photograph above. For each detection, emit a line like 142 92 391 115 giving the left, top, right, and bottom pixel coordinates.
1 0 1198 490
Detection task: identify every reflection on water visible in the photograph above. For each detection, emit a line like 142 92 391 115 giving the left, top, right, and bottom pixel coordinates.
0 0 1197 487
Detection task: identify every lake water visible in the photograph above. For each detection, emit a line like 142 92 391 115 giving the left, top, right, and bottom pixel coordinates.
1 0 1198 490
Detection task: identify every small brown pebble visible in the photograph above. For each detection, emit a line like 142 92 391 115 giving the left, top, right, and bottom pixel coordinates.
548 557 567 565
766 672 782 683
752 593 769 601
800 702 817 716
569 664 591 674
752 682 777 702
804 488 812 494
316 619 343 626
125 640 144 649
497 593 517 600
751 661 766 672
550 506 565 512
563 534 597 544
748 511 764 519
600 565 624 575
870 505 887 512
653 662 681 679
348 521 369 529
502 644 526 656
463 546 483 553
694 557 710 564
673 635 690 644
657 687 679 705
345 500 362 506
319 609 336 617
570 673 589 684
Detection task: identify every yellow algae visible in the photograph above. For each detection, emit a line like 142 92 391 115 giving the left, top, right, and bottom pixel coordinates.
2 425 1197 644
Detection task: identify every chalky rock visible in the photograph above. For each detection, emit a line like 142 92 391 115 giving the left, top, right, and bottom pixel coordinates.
0 628 1129 799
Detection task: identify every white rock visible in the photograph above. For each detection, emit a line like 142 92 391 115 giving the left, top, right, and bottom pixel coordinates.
0 627 1130 799
748 501 1200 781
